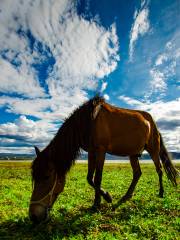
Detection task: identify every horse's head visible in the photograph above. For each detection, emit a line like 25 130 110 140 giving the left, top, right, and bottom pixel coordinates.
29 146 65 224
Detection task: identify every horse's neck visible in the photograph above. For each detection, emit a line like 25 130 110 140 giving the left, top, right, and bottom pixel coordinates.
49 125 78 155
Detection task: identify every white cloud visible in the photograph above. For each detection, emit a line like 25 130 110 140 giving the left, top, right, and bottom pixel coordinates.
0 96 52 119
155 54 168 66
103 94 110 101
0 59 45 98
141 0 146 8
0 147 33 154
0 0 119 118
45 21 119 94
0 93 87 120
147 34 180 99
118 96 143 107
119 95 180 121
149 69 167 95
100 82 108 92
0 115 56 146
0 0 119 97
129 4 150 61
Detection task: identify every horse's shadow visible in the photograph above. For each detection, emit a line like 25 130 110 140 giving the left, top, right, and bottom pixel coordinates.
0 204 133 239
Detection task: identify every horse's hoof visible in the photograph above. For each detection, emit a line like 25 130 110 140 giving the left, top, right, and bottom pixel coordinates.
159 193 164 198
112 204 117 211
103 192 112 203
91 203 101 211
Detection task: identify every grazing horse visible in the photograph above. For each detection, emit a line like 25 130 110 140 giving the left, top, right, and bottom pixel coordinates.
29 96 178 223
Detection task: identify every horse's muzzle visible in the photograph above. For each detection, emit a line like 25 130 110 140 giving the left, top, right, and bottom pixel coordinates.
29 204 49 224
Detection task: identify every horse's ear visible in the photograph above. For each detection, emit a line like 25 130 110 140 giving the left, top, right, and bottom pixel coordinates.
34 146 40 156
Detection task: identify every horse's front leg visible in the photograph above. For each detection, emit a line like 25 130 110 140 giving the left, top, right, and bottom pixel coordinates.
94 149 113 207
93 150 105 207
87 150 112 207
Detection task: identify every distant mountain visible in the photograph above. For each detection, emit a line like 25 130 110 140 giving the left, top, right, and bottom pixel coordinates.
80 152 180 160
0 152 180 160
169 152 180 159
0 153 34 160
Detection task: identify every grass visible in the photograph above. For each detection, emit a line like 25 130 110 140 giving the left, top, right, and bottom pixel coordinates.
0 161 179 240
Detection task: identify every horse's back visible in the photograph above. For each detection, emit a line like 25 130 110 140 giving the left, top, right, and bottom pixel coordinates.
92 103 151 156
101 103 150 133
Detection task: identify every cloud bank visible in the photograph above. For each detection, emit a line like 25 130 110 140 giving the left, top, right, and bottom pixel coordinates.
0 0 120 153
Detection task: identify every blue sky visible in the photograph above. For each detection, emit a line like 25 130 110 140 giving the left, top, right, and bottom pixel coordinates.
0 0 179 154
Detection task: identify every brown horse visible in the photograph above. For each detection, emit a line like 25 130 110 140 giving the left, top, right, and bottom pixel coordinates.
29 96 178 223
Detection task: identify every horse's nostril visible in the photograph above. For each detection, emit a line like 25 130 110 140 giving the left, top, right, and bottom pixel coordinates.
29 206 49 224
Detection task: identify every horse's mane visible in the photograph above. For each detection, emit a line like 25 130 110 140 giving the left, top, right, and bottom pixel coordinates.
32 95 104 179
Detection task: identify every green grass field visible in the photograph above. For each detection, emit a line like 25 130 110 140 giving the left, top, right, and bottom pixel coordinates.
0 161 179 240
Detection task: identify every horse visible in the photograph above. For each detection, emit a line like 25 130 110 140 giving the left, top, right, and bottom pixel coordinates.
29 96 178 223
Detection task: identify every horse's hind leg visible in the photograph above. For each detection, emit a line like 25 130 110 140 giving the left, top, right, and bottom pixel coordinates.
147 151 164 197
87 150 112 208
117 156 142 205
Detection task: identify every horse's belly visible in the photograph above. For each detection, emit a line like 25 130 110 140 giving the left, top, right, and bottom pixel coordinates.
107 147 143 156
107 136 146 156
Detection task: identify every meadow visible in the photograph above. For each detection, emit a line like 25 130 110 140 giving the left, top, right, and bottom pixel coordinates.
0 161 179 240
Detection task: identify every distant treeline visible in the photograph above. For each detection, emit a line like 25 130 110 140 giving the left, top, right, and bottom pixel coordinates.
0 152 180 160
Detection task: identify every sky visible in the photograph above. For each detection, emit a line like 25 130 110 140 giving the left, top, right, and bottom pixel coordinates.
0 0 179 154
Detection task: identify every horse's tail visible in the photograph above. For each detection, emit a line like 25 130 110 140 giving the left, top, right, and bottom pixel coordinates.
159 133 178 186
